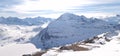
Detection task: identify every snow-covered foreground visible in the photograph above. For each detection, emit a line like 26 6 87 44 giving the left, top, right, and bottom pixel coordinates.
57 40 120 56
0 43 40 56
42 31 120 56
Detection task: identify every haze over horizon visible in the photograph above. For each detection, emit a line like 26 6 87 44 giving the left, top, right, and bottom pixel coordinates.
0 0 120 18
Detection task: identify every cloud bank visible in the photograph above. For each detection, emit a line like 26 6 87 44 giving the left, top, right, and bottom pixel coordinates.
0 0 120 18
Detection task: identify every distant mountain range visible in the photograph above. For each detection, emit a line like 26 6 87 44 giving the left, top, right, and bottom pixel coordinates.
0 16 53 26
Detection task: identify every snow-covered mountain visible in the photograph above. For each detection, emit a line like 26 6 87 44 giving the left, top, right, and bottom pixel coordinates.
0 16 53 26
31 13 116 49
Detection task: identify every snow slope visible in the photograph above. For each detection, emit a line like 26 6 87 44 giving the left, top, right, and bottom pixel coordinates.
0 43 40 56
31 13 115 49
57 31 120 56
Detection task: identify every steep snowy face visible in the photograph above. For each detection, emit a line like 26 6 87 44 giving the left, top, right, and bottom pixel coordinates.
31 13 114 49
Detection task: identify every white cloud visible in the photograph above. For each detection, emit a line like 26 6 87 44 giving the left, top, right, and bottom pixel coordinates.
11 0 96 13
92 0 120 3
76 12 115 18
1 0 120 18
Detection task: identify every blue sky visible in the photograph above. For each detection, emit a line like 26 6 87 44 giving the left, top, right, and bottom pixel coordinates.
0 0 120 18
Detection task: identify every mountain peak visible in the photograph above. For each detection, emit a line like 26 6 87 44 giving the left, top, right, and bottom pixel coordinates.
61 13 75 16
58 13 87 22
59 13 77 19
61 13 86 18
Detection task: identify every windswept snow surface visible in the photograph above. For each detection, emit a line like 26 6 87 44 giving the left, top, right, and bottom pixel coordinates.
0 43 40 56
